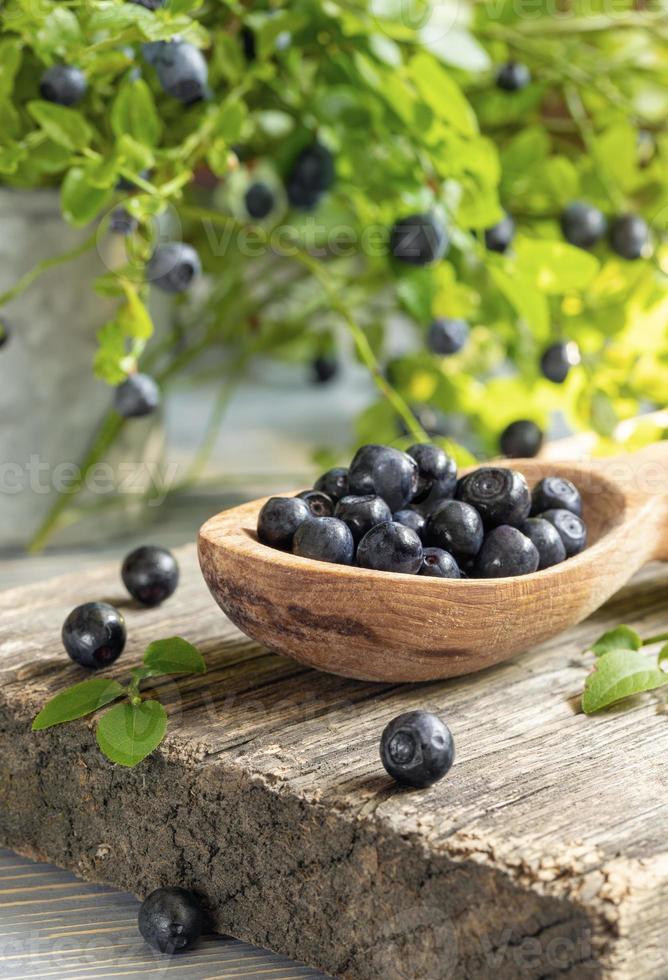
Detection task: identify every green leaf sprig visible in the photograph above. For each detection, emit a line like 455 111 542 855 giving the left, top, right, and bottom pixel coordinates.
581 626 668 714
32 637 205 766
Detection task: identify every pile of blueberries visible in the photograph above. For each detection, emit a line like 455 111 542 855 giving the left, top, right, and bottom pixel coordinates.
258 443 587 579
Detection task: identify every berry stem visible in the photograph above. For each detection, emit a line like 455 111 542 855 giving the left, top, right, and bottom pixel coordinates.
642 631 668 647
0 229 98 312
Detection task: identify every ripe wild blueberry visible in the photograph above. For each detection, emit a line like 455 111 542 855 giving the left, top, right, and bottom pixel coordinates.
62 602 126 669
390 213 448 266
334 494 392 544
531 476 582 517
408 443 457 504
561 202 607 250
314 467 349 502
312 354 339 384
609 214 649 260
380 711 454 788
427 318 470 356
293 517 355 565
109 208 138 236
147 242 202 293
518 518 567 570
496 62 531 92
393 508 427 541
500 419 543 459
426 499 483 562
138 887 204 954
152 41 208 104
476 525 540 578
297 490 334 517
348 444 418 511
285 141 335 210
357 522 423 574
244 181 275 220
540 341 580 384
456 468 531 528
257 496 310 548
484 214 515 253
420 547 461 579
40 65 87 106
122 546 179 606
114 374 160 418
539 508 588 557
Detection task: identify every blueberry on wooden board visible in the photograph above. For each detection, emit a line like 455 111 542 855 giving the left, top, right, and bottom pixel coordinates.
393 508 427 541
419 547 461 579
244 181 275 219
475 525 540 578
334 494 392 544
456 468 531 529
408 443 457 504
427 318 469 356
484 214 515 253
380 711 454 788
425 499 484 563
62 602 126 669
496 61 531 91
122 546 179 606
539 508 588 557
293 517 355 565
531 476 582 517
357 522 423 574
518 518 567 570
40 65 87 106
314 467 349 502
147 242 202 293
561 202 607 249
500 419 544 459
257 497 310 549
540 341 580 384
296 490 334 517
152 41 208 104
348 444 419 511
389 213 448 266
113 374 160 418
138 887 203 954
609 214 649 260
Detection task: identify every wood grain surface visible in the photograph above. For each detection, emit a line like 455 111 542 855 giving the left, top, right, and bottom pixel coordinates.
1 546 668 979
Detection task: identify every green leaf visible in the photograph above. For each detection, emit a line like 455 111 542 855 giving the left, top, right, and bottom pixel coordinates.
0 40 23 99
514 238 600 294
590 626 642 656
658 644 668 668
111 79 162 147
61 166 113 226
118 284 154 340
582 650 668 714
213 98 247 143
33 679 125 731
143 637 206 676
408 52 477 136
27 101 93 152
93 319 128 384
488 265 550 340
96 700 167 767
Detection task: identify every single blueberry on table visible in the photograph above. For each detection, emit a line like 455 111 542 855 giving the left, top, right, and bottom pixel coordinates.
40 65 87 106
392 508 427 541
292 517 355 565
496 61 531 92
427 318 470 356
348 444 419 511
122 545 179 606
419 547 461 579
147 242 202 294
500 419 544 459
539 508 588 557
609 213 649 260
540 341 580 384
334 494 392 544
296 489 334 517
484 214 515 253
456 467 531 529
390 213 448 266
426 499 484 563
114 374 161 418
475 525 540 578
561 202 607 250
408 443 457 504
312 354 339 384
531 476 582 517
314 466 349 502
257 496 310 549
518 517 567 570
380 711 454 788
285 141 335 211
152 41 208 104
244 181 275 220
357 521 423 575
138 887 204 954
62 602 126 669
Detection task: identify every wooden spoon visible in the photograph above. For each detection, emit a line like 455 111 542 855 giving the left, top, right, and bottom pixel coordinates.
198 443 668 682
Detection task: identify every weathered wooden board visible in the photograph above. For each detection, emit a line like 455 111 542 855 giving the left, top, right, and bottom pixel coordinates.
1 546 668 980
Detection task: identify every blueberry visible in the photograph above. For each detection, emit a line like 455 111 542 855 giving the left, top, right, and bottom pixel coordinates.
152 41 208 104
0 320 10 349
296 490 334 517
561 202 607 250
456 467 531 528
357 521 423 575
427 318 469 356
408 443 457 504
540 341 580 384
62 602 126 669
129 0 164 8
40 65 87 107
609 214 649 260
419 547 460 579
244 181 275 219
484 214 515 253
314 467 349 502
348 444 419 511
138 887 203 954
425 499 484 562
393 508 426 540
122 546 179 606
496 61 531 91
293 517 355 565
390 213 448 266
539 508 588 557
285 141 335 211
241 25 256 61
114 373 160 418
334 494 392 544
257 496 310 549
147 242 202 293
476 525 539 578
531 476 582 517
500 419 543 459
380 711 454 788
109 208 138 236
312 354 339 384
518 517 567 570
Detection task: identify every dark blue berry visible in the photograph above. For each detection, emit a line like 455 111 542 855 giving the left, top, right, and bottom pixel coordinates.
392 508 426 540
357 522 423 574
114 374 160 418
609 214 649 260
314 467 349 502
426 499 483 562
419 547 460 579
122 546 179 606
456 467 531 528
296 490 334 517
152 41 208 104
244 181 275 219
408 443 457 504
427 318 469 356
500 420 543 458
138 887 203 954
293 517 355 565
531 476 582 517
257 496 310 549
241 26 256 61
496 61 531 91
147 242 201 293
484 214 515 253
109 208 138 236
539 508 588 557
390 213 448 266
40 65 87 106
475 525 539 578
285 141 335 211
518 518 567 570
334 494 392 544
380 710 454 788
62 602 126 669
312 354 339 384
540 341 580 383
348 444 418 511
561 202 607 249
